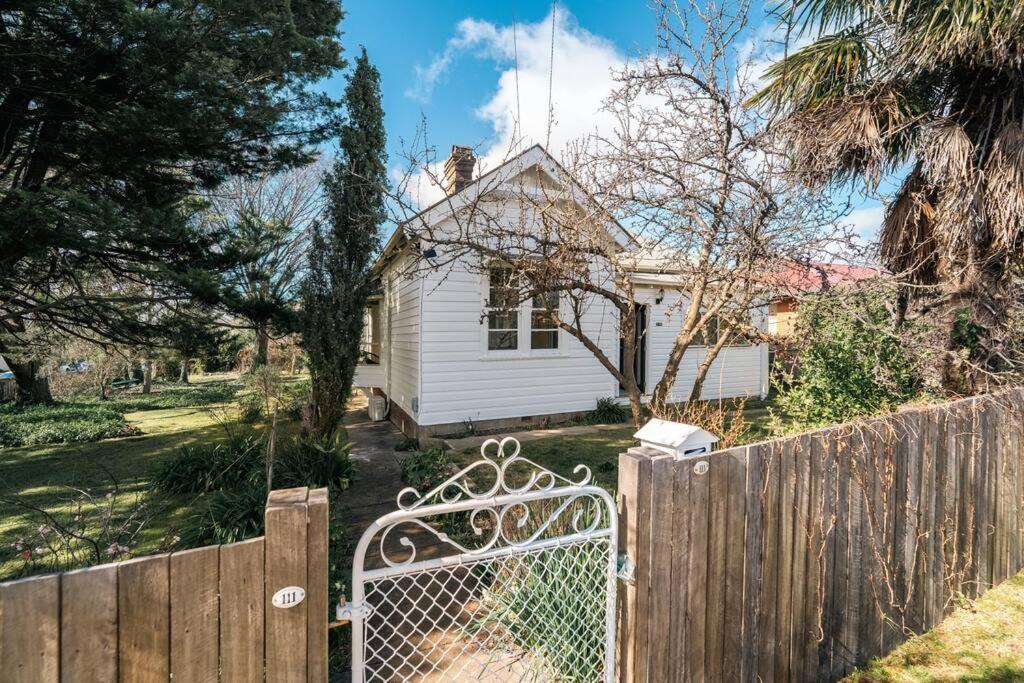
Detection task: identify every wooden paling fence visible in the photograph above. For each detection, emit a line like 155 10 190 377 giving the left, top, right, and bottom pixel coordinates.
0 487 329 683
617 389 1024 682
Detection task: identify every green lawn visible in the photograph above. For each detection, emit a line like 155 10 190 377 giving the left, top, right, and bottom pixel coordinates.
0 374 253 580
846 570 1024 682
450 408 774 495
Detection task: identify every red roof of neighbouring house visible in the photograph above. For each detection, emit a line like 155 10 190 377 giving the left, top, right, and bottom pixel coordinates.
766 262 883 296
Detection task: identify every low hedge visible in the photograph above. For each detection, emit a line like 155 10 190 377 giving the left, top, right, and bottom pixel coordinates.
0 402 140 447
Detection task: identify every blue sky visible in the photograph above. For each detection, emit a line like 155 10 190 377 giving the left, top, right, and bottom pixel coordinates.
325 1 883 245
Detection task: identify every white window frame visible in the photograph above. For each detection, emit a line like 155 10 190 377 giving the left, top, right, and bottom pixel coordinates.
480 266 566 359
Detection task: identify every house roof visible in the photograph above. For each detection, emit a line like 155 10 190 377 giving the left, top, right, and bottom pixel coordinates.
375 144 639 270
766 262 883 295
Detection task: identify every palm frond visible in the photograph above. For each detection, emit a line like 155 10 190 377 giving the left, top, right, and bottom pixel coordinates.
748 27 876 111
778 87 914 187
920 120 976 186
897 0 1024 68
881 164 938 285
777 0 874 34
984 123 1024 252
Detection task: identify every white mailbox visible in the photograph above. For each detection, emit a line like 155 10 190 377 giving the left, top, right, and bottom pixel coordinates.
634 418 719 459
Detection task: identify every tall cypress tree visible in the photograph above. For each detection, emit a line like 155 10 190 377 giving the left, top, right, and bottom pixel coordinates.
302 48 387 437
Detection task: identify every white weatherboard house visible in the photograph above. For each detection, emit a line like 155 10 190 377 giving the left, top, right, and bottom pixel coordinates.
354 145 769 437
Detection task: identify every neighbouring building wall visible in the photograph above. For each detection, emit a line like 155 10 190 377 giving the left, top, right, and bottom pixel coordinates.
768 297 799 336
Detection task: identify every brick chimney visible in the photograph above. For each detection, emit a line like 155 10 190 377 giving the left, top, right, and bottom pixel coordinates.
443 145 476 195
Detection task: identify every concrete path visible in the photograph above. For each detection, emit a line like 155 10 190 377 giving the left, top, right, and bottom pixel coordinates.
336 397 450 570
336 397 409 542
443 422 631 453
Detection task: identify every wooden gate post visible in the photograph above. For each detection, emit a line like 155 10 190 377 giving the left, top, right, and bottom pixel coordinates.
616 446 663 683
265 487 330 683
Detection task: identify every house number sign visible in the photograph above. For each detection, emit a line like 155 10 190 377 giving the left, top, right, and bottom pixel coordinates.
272 586 306 609
693 461 709 476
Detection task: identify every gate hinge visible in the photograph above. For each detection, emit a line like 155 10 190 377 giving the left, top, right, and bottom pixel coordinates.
334 595 371 623
616 553 636 586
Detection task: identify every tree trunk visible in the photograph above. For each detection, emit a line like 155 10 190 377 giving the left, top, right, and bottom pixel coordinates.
9 360 52 405
179 360 190 384
253 324 270 370
688 333 733 402
142 359 153 394
627 387 645 429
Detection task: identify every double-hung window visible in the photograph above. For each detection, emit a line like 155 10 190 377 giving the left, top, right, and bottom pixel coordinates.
485 265 561 353
486 265 520 351
701 314 751 346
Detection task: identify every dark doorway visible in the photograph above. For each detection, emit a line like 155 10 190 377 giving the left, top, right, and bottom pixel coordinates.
619 303 648 395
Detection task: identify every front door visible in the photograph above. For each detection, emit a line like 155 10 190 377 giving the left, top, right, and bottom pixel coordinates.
619 303 648 395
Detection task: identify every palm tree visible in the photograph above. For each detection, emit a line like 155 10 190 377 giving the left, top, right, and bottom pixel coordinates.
750 0 1024 393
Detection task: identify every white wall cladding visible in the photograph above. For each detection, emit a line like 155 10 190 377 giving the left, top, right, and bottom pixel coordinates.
382 251 420 418
636 286 769 403
417 246 620 427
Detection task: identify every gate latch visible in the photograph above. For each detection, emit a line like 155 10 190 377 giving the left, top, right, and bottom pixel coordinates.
334 595 371 624
616 553 636 586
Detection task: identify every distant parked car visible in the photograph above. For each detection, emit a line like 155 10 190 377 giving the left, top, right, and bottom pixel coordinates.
58 360 92 373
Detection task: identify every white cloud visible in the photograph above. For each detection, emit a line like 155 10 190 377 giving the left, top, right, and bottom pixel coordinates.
845 205 885 243
402 7 630 207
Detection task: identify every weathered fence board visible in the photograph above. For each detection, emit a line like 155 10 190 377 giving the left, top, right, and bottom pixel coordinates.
220 537 266 682
61 564 118 682
170 545 220 681
0 574 60 682
119 554 170 682
0 487 329 682
620 389 1024 682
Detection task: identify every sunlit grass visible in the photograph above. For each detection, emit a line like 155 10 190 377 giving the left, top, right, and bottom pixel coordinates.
0 373 253 579
845 571 1024 682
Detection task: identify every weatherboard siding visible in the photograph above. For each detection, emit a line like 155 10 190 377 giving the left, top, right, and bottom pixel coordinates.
639 285 769 402
382 252 420 419
417 260 619 427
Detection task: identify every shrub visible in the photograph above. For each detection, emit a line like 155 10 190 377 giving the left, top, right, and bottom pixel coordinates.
400 448 453 492
176 485 268 546
0 401 140 447
273 432 353 493
104 382 239 412
470 543 608 678
151 435 264 494
280 379 310 421
164 430 354 546
394 436 419 452
586 396 630 425
774 288 921 430
237 393 263 423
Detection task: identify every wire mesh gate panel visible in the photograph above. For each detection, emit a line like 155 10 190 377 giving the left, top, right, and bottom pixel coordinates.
345 437 617 682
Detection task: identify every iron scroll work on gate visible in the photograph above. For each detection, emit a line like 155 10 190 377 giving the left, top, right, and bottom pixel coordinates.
344 436 619 682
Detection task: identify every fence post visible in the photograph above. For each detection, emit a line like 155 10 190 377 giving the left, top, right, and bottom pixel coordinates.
265 487 330 683
616 446 663 683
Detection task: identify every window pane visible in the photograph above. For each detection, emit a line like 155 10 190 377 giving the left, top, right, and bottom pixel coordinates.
488 267 518 308
701 316 720 346
531 330 558 350
532 290 558 309
530 310 555 328
489 330 518 350
488 311 518 330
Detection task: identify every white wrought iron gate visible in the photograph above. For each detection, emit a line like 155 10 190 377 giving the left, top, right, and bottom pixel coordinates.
342 437 618 682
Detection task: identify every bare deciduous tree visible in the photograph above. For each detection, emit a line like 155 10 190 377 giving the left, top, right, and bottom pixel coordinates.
205 164 325 370
390 0 849 427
